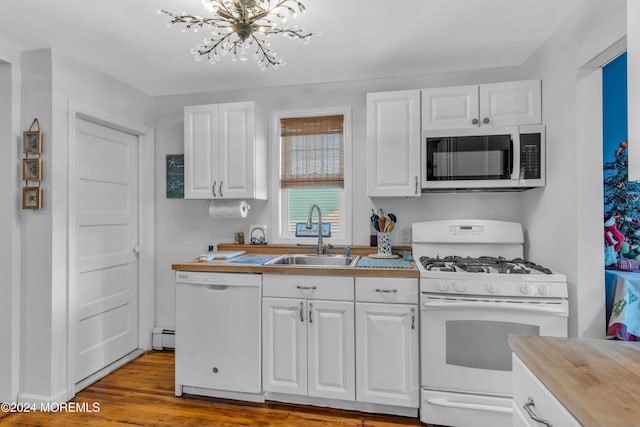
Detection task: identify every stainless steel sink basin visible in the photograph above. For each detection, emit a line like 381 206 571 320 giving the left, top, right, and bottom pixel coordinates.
265 253 360 268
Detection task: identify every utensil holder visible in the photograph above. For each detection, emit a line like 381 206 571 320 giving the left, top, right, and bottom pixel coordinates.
377 232 392 256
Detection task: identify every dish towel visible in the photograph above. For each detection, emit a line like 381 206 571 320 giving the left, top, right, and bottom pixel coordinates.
356 258 413 269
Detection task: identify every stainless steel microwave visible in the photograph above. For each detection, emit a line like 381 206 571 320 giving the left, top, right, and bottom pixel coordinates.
421 124 545 191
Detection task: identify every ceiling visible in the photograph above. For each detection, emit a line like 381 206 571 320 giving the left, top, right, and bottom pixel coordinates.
0 0 584 96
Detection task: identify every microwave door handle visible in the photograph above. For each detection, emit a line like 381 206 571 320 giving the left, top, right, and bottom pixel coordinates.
422 300 567 316
510 136 521 180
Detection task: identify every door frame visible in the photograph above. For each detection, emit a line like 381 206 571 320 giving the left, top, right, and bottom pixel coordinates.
66 101 155 398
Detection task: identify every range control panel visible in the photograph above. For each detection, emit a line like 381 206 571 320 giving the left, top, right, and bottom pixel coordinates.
448 225 485 237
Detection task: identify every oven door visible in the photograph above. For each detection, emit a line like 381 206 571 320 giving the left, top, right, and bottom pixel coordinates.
420 294 568 397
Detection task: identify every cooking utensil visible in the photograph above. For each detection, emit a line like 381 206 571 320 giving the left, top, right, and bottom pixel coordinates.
385 222 395 232
388 213 397 224
378 216 386 233
370 209 380 232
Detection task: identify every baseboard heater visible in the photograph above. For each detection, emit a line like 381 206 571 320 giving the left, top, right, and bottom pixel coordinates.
152 327 175 350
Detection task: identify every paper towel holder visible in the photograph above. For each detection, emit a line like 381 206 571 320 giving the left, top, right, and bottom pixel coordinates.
250 225 267 245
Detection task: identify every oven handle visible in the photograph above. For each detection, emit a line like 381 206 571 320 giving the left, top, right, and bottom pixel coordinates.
427 398 513 415
422 300 567 316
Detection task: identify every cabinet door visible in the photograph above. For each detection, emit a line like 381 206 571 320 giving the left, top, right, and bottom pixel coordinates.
307 300 355 401
421 85 479 130
356 303 419 407
184 104 218 199
366 90 421 197
218 102 256 199
262 297 307 395
512 355 581 427
479 80 541 127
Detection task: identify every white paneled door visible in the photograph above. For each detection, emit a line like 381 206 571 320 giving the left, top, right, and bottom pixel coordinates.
74 119 139 383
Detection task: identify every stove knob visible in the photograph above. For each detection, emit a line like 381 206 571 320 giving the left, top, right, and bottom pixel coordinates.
454 281 466 293
437 281 449 292
537 284 547 296
520 284 531 295
487 282 498 294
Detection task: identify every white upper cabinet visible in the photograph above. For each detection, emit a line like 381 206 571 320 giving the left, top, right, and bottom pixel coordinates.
421 85 480 130
422 80 541 130
366 90 421 197
184 101 267 199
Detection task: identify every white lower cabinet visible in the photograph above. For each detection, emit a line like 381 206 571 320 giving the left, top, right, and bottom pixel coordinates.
262 274 419 414
512 354 581 427
262 274 355 401
355 277 419 408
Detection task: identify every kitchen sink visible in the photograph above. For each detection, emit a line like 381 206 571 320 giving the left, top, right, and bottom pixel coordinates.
264 253 360 268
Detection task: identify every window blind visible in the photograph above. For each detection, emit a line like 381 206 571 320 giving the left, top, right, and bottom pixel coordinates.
280 115 344 189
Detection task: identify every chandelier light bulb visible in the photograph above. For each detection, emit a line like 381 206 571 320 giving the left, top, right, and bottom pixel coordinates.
159 0 316 69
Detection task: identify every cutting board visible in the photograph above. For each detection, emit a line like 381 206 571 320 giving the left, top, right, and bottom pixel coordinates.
195 251 246 261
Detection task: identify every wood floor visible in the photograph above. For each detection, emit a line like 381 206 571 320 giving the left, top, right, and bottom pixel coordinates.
1 351 429 426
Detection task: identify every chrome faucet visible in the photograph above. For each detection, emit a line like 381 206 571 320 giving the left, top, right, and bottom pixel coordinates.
306 204 324 255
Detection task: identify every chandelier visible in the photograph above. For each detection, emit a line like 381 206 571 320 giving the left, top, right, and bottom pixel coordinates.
159 0 315 70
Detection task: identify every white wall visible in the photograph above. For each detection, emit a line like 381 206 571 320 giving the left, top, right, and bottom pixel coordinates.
18 48 154 404
0 41 21 404
20 49 56 402
521 0 627 337
153 66 526 329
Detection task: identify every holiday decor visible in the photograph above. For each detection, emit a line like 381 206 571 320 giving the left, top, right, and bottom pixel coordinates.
603 141 640 265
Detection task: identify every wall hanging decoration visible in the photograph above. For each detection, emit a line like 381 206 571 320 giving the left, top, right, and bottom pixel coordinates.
166 154 184 198
22 118 43 210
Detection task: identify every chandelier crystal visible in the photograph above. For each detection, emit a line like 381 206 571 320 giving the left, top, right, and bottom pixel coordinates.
159 0 315 70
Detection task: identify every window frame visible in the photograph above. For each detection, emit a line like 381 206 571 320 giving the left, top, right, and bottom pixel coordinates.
271 106 352 245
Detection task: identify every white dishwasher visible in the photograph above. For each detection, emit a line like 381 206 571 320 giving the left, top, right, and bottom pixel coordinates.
175 271 262 400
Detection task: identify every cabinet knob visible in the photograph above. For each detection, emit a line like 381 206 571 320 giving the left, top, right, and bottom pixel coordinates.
472 118 479 125
482 117 490 124
212 367 219 374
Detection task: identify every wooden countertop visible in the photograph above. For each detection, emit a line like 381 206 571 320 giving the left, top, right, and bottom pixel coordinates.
510 335 640 427
171 243 419 278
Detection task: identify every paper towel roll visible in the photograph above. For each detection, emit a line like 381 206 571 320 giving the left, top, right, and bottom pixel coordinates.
208 200 250 219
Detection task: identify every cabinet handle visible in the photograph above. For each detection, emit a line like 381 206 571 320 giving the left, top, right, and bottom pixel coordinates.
411 307 415 330
415 176 419 195
219 180 224 198
212 180 217 197
309 303 313 324
299 301 304 322
472 118 479 125
375 288 398 293
296 285 317 290
523 397 553 427
483 117 490 124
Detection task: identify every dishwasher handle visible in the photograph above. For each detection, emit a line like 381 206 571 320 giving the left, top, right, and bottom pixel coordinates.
204 284 228 291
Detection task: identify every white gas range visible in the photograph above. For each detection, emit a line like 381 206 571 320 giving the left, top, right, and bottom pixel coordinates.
412 220 568 427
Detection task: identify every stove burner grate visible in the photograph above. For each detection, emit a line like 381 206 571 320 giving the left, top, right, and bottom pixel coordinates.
419 255 552 275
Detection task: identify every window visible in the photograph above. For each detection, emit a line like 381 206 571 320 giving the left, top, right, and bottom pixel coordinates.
273 108 352 244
